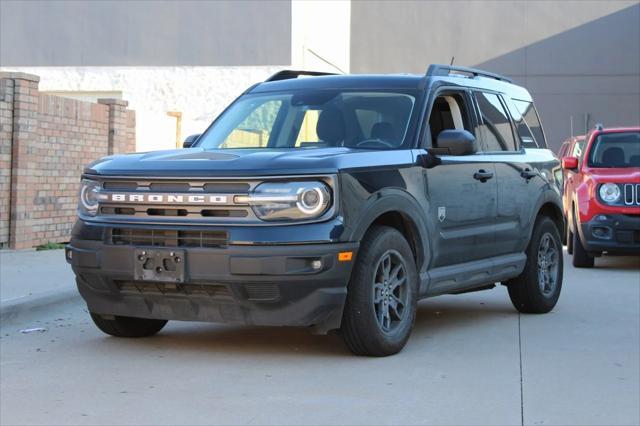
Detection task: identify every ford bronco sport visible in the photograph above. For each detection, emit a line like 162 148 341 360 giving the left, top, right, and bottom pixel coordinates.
561 126 640 267
67 65 564 356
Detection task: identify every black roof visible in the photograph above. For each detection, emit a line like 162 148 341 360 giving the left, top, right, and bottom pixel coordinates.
250 74 426 93
247 66 531 101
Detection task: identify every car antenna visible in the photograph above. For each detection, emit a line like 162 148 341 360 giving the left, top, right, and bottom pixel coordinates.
450 56 455 66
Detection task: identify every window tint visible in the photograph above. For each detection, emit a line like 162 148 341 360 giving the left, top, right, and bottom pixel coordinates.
428 93 471 145
506 99 537 148
474 92 517 151
221 100 282 148
513 100 546 148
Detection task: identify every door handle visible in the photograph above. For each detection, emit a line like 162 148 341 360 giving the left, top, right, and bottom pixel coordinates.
521 168 538 180
473 169 494 182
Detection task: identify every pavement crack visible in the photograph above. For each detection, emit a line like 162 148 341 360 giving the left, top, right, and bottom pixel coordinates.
518 312 524 426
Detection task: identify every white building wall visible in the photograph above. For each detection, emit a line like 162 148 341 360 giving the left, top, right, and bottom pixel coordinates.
291 0 351 74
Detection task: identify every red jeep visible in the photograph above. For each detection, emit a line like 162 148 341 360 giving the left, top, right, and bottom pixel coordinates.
561 126 640 267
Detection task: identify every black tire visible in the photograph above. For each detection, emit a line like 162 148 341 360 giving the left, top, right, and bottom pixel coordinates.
566 222 574 255
341 226 418 356
571 209 594 268
507 216 563 314
572 227 595 268
90 313 167 338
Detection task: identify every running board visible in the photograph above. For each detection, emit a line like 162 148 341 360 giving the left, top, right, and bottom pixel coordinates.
419 253 526 297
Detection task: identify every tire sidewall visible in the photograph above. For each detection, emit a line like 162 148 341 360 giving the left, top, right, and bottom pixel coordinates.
347 227 418 352
525 217 564 310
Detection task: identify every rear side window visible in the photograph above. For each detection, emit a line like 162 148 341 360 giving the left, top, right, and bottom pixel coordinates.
512 100 546 148
571 140 585 158
474 92 517 152
506 99 537 148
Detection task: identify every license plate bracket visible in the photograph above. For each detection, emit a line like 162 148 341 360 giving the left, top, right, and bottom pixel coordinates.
134 248 185 283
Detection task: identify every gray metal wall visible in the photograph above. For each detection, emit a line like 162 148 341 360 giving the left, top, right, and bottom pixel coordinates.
350 1 640 151
0 0 291 66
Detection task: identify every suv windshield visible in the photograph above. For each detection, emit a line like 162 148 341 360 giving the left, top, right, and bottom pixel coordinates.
197 90 417 150
587 132 640 168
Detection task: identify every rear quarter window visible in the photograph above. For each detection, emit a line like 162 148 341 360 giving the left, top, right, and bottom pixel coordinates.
512 99 546 149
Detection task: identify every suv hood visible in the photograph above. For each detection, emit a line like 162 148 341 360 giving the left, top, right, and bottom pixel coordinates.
85 147 416 177
584 167 640 183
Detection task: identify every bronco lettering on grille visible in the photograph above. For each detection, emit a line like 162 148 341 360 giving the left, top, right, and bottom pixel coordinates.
109 193 230 204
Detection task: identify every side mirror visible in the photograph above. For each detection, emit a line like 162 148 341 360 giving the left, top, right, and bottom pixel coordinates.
183 134 201 148
435 129 477 156
562 156 579 170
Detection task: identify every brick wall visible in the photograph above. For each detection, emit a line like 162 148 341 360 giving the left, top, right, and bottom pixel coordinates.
0 78 14 245
0 72 136 249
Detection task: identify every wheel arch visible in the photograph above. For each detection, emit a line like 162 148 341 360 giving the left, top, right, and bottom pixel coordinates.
346 191 431 274
530 187 565 239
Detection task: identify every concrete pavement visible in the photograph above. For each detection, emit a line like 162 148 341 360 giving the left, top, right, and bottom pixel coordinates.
0 252 638 425
0 249 77 322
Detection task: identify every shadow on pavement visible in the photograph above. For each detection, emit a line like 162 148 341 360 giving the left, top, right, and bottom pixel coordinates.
86 291 517 357
592 255 640 270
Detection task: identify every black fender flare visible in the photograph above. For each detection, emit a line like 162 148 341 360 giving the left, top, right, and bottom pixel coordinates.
346 189 432 275
528 186 565 238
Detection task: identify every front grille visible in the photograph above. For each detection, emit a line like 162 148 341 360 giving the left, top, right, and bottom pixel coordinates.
111 228 228 248
96 178 258 223
623 184 640 206
117 281 231 299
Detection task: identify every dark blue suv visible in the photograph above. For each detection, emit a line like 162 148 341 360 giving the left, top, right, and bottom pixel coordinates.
67 65 564 356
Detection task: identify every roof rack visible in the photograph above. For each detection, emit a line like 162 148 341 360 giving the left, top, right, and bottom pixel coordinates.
265 70 338 82
426 64 512 83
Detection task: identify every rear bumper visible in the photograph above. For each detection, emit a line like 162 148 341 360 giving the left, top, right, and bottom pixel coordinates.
579 213 640 255
66 238 358 333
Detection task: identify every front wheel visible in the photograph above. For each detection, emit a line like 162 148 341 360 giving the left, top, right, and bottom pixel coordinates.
572 225 595 268
90 313 167 338
341 226 418 356
507 216 563 314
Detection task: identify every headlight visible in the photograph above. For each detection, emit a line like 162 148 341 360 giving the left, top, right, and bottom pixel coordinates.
237 181 332 221
78 179 102 216
599 183 621 204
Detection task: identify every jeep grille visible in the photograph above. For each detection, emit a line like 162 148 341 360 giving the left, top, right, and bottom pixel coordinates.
623 184 640 206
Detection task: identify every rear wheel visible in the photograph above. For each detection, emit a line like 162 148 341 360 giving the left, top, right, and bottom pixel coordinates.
90 313 167 337
507 216 563 314
341 226 418 356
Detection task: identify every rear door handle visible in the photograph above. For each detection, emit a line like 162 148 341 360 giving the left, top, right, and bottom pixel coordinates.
473 169 494 182
521 168 538 180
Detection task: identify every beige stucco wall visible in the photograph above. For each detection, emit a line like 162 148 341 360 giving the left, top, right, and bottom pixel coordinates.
350 0 640 150
1 66 286 152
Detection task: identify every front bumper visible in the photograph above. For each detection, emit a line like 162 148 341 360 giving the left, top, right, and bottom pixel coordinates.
66 236 358 333
578 213 640 255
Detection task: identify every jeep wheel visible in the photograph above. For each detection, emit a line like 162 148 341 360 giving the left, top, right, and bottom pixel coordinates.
507 216 563 314
566 221 574 254
571 210 594 268
90 313 167 338
572 228 595 268
341 226 418 356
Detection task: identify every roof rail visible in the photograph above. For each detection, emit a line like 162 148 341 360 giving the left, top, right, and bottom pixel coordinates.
265 70 338 82
426 64 513 83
